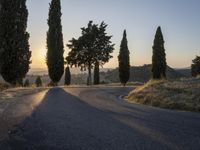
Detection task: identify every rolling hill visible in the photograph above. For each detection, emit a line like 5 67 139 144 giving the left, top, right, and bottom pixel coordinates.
103 64 190 83
0 65 191 85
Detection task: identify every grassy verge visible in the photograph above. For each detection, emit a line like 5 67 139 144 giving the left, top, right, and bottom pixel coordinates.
0 83 9 92
126 77 200 112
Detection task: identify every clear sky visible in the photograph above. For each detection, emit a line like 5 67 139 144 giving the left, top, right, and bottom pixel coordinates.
27 0 200 69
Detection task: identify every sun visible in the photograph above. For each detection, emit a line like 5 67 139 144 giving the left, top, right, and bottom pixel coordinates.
35 48 47 67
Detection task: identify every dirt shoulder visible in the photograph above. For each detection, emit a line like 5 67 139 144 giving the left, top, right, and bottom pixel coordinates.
0 88 48 141
126 77 200 112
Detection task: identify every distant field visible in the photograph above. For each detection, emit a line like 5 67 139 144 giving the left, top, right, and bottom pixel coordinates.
126 77 200 112
0 65 191 87
27 68 112 75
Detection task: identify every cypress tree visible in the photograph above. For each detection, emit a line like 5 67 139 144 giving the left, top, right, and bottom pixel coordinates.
0 0 3 72
65 66 71 86
0 0 31 85
152 26 167 79
47 0 64 85
0 0 5 72
94 61 100 85
118 30 130 86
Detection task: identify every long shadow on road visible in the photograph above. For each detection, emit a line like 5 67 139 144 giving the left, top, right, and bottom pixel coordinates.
1 88 200 150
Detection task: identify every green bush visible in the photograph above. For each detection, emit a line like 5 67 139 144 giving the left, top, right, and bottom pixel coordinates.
35 76 42 87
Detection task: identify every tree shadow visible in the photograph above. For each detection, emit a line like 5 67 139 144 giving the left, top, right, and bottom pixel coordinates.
0 87 194 150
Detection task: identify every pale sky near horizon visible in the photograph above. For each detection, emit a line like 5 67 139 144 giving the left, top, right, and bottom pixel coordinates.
27 0 200 69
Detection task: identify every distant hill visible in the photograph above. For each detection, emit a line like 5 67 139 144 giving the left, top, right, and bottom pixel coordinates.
175 68 191 77
0 65 191 85
103 64 191 83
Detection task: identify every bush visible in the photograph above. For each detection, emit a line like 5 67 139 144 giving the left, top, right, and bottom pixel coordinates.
24 79 30 87
35 76 42 87
0 83 9 91
47 81 57 87
191 56 200 77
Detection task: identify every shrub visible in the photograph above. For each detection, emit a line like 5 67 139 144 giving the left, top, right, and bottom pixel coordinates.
191 56 200 77
0 83 9 91
24 79 30 87
35 76 42 87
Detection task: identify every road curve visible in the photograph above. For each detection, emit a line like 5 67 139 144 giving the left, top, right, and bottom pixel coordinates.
0 87 200 150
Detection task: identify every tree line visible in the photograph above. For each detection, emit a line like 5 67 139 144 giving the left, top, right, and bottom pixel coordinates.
0 0 199 87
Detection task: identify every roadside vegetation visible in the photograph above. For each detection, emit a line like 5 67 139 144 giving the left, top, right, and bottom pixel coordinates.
0 83 9 92
126 27 200 112
126 77 200 112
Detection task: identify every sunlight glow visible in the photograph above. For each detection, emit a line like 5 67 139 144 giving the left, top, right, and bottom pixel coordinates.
38 48 47 60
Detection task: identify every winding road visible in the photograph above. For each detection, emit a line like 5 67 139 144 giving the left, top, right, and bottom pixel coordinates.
0 87 200 150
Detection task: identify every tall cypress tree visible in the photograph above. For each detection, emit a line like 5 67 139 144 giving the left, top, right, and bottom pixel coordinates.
118 30 130 86
65 66 71 86
94 61 100 85
0 0 5 72
47 0 64 85
0 0 31 85
152 26 167 79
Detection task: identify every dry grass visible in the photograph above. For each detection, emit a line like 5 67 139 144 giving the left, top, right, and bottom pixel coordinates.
0 83 9 92
126 77 200 112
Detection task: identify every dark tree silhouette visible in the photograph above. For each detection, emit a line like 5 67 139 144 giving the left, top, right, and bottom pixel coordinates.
35 76 42 87
94 61 100 85
47 0 64 85
0 0 31 85
66 21 114 85
191 56 200 77
152 26 167 79
65 66 71 86
24 79 30 87
118 30 130 86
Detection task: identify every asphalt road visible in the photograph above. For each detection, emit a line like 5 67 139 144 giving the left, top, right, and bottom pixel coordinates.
1 87 200 150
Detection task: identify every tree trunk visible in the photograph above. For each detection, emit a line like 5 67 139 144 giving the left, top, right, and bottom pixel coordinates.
94 61 100 85
87 65 92 85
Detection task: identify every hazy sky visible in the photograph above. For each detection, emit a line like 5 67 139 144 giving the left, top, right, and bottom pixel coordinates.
27 0 200 69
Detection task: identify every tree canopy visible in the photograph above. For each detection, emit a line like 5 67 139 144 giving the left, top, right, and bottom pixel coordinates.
66 21 114 85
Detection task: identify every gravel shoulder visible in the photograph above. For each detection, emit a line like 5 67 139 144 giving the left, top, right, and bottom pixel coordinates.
0 88 47 141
